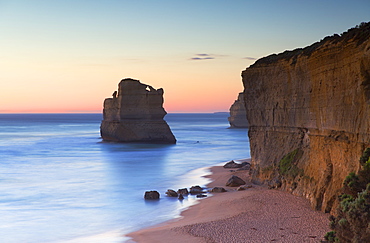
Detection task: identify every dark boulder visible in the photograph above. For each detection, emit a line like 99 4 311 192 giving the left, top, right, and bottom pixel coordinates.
177 188 189 195
178 194 184 200
237 185 253 191
237 186 246 191
237 163 251 171
223 160 243 168
144 190 160 200
226 175 246 187
190 185 204 194
165 189 178 197
210 187 227 193
241 161 250 166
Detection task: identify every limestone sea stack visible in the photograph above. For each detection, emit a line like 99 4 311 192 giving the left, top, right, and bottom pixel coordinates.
228 92 248 128
100 78 176 144
242 22 370 213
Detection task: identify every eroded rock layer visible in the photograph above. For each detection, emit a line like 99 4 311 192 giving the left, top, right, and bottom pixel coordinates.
228 92 249 128
242 22 370 213
100 78 176 144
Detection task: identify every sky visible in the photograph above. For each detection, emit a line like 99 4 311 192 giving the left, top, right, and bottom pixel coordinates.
1 0 369 113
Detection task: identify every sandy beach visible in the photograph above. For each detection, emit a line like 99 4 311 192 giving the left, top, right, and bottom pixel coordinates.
126 162 330 243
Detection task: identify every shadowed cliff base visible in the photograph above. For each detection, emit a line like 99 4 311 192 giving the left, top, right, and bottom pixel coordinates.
100 78 176 144
242 21 370 215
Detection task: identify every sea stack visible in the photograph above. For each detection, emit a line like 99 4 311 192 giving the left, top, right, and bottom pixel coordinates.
100 78 176 144
228 92 248 128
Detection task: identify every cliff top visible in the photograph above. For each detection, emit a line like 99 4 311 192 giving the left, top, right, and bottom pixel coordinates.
251 21 370 67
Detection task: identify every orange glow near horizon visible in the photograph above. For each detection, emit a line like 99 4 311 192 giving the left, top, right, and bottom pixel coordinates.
1 2 366 114
0 91 240 113
0 56 247 114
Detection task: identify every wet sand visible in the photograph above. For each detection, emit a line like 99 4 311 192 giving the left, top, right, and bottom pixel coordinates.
126 163 330 243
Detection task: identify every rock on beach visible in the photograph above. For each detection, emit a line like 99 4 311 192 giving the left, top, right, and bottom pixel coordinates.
223 160 243 168
210 187 227 193
226 175 246 187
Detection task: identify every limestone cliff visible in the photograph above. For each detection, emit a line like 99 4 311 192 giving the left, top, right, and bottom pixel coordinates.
100 78 176 144
242 22 370 213
228 92 248 128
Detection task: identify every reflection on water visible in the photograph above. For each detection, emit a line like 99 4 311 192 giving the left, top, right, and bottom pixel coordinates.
0 113 249 243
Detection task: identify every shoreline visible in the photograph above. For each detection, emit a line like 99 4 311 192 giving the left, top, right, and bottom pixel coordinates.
125 160 330 243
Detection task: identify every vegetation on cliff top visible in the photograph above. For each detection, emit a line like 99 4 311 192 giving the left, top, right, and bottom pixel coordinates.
251 21 370 67
325 148 370 243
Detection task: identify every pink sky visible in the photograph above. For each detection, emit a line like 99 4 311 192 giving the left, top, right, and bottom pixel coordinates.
1 1 369 113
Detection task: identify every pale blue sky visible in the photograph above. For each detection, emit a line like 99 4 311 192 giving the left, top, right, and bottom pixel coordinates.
1 0 369 112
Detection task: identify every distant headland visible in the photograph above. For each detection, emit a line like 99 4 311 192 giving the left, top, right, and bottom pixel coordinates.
228 92 248 128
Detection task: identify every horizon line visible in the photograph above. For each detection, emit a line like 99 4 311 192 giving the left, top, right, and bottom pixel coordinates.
0 111 229 114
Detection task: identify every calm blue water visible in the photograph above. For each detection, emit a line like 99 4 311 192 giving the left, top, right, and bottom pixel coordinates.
0 113 249 243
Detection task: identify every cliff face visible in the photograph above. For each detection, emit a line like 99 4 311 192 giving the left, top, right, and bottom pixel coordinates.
228 92 249 128
242 22 370 213
100 78 176 144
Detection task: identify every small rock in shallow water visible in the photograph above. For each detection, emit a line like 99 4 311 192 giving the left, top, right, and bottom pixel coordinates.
165 189 178 197
196 194 207 198
190 185 204 194
178 194 184 200
144 191 160 200
177 188 189 195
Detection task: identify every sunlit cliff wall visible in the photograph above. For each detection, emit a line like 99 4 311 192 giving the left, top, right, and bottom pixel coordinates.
242 22 370 213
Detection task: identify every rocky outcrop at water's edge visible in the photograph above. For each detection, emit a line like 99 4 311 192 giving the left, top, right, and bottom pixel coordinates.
242 22 370 214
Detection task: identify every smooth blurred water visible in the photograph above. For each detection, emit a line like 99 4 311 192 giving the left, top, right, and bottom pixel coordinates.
0 113 249 243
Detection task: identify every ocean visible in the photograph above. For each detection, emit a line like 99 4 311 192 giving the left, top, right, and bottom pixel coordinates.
0 113 249 243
